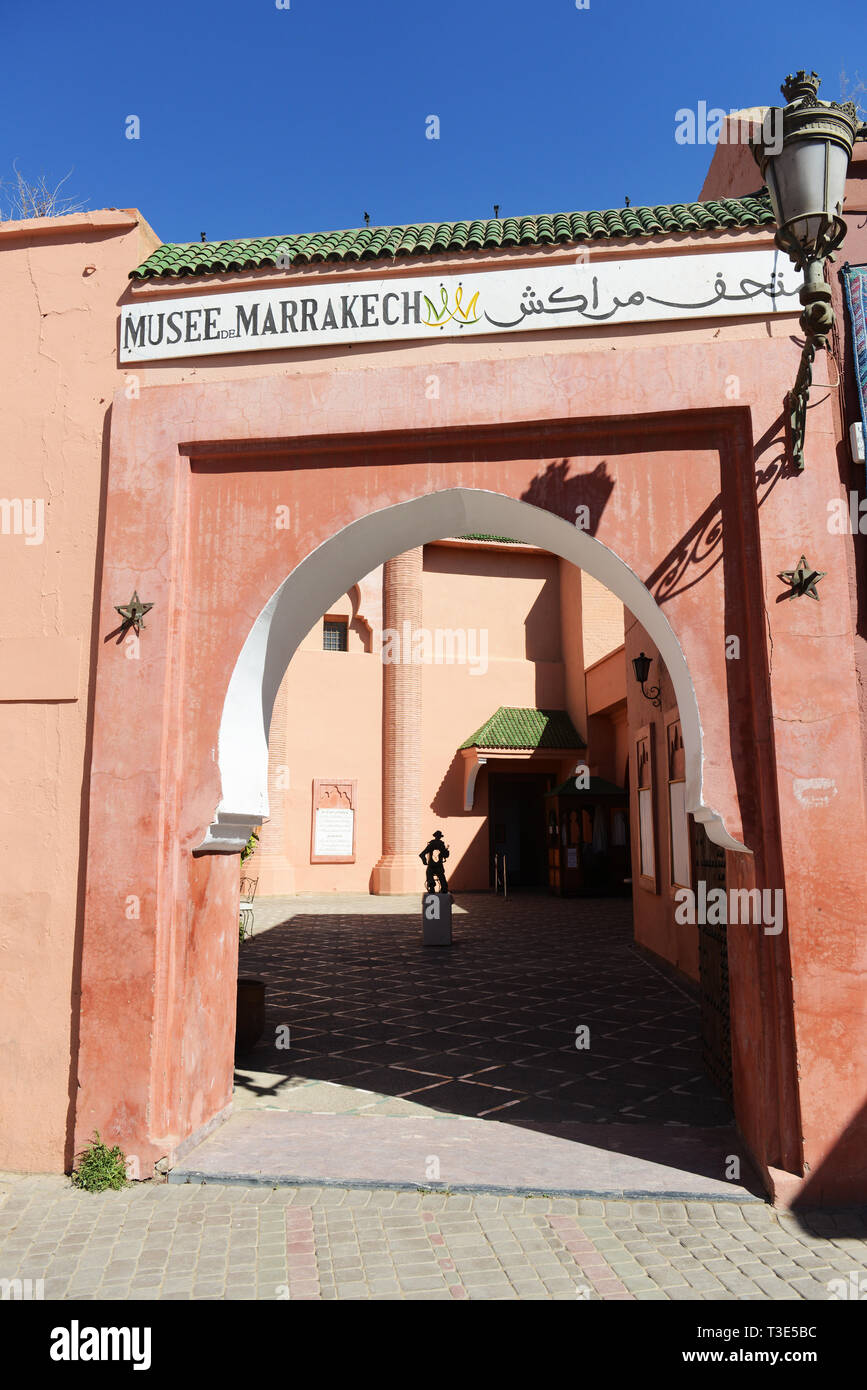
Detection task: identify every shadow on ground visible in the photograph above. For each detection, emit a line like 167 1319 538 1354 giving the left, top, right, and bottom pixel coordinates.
235 895 733 1138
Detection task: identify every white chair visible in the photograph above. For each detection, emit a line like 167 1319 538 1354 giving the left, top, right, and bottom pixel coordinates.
239 876 258 940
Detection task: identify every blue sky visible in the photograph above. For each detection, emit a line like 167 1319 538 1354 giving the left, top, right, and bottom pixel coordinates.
2 0 863 244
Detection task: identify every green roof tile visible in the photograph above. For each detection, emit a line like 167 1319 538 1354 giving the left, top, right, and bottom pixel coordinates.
130 191 775 279
460 707 586 752
454 534 522 544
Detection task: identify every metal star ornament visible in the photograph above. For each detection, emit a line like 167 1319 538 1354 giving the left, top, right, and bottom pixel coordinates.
114 591 154 634
777 556 825 601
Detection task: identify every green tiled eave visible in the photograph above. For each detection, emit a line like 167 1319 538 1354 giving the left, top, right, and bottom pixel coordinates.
460 707 586 752
130 191 775 279
454 534 522 544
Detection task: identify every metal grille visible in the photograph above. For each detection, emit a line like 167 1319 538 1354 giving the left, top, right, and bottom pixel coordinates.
691 817 733 1105
323 620 347 651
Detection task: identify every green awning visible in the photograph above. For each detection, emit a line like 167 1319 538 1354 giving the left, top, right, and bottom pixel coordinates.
460 707 585 752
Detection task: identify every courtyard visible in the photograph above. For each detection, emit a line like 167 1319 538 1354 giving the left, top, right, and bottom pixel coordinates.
235 892 728 1125
168 893 756 1197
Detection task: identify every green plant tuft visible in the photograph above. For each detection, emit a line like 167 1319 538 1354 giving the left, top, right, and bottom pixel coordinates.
71 1131 128 1193
240 829 259 865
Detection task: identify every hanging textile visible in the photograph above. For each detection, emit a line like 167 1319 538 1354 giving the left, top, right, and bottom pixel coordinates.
842 264 867 442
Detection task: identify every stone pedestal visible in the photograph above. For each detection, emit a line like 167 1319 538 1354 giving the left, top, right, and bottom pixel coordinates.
235 978 266 1056
422 893 452 946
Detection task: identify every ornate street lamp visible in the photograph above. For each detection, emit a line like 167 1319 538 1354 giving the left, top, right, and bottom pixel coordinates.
752 72 865 470
632 652 661 709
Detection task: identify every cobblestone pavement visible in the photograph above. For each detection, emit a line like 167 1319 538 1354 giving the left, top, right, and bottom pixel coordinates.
2 1174 865 1301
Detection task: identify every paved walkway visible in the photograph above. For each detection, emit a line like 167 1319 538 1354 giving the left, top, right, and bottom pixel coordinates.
171 1110 759 1198
2 1174 865 1301
190 893 756 1196
4 898 862 1303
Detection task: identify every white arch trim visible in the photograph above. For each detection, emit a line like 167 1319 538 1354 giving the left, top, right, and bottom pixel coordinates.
195 488 747 855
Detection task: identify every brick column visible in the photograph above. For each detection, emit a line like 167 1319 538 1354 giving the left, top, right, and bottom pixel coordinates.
372 548 423 894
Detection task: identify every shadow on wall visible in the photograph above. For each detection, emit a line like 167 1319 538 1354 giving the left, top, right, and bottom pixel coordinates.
346 584 372 651
524 576 562 667
428 753 490 890
788 1098 867 1228
429 749 465 822
65 401 114 1172
641 423 792 606
519 424 793 609
521 458 614 537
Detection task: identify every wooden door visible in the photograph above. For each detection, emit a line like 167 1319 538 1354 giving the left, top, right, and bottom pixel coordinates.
691 817 733 1104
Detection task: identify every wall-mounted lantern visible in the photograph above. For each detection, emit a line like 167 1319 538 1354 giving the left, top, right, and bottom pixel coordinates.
632 651 662 708
752 71 865 471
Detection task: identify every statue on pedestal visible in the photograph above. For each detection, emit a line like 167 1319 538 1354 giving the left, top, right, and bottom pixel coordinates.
419 830 450 894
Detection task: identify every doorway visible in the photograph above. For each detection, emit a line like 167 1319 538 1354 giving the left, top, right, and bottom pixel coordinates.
488 773 552 889
691 817 734 1106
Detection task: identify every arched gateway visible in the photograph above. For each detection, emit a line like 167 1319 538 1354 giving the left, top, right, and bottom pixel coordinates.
66 193 867 1211
204 488 743 858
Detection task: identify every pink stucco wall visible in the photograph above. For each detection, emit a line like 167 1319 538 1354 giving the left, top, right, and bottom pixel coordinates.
581 573 625 667
251 582 383 895
74 344 829 1194
5 162 867 1206
624 613 699 982
585 644 628 792
0 210 159 1172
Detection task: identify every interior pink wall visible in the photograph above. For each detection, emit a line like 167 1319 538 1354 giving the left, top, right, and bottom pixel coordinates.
421 543 567 889
583 613 628 800
586 645 626 719
581 573 625 666
250 541 596 894
253 644 383 893
558 559 588 752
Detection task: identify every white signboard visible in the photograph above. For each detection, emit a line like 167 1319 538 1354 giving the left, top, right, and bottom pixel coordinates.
120 249 799 362
313 807 354 858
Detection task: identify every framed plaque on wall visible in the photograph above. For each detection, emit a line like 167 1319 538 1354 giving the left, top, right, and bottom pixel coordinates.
310 779 357 864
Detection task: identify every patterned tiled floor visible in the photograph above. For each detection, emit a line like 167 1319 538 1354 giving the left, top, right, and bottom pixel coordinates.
237 893 732 1130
